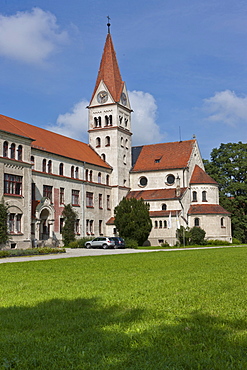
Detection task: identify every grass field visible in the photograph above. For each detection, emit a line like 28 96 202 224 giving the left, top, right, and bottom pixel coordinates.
0 247 246 369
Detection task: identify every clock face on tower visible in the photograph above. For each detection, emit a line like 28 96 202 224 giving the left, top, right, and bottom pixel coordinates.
121 92 127 106
97 91 108 104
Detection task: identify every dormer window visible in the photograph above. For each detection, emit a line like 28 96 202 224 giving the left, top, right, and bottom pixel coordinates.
155 159 160 163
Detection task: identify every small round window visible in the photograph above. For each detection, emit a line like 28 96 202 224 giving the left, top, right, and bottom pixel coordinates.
139 176 148 187
166 174 175 185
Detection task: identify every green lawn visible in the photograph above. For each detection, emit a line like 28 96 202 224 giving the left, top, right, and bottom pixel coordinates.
0 247 246 369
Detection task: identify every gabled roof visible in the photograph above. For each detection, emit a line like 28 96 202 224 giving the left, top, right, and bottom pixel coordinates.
126 188 186 201
131 140 196 172
188 204 230 215
190 165 217 185
0 114 111 169
90 33 124 104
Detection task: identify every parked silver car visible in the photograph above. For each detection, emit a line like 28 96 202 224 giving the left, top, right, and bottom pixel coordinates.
85 237 115 249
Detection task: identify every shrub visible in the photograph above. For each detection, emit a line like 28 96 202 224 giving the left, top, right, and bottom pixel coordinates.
78 237 94 248
125 238 139 248
232 238 241 245
189 227 206 245
207 239 231 246
68 241 79 249
0 250 10 258
161 241 170 248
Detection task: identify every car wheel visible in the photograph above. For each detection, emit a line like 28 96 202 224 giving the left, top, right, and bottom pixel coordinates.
102 244 108 249
86 243 91 249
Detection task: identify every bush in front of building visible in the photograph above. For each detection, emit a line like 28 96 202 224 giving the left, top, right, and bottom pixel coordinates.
0 247 66 258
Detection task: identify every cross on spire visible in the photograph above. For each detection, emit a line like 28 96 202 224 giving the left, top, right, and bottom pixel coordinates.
107 16 111 34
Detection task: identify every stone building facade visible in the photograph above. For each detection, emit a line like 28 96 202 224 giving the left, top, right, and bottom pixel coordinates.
0 30 231 249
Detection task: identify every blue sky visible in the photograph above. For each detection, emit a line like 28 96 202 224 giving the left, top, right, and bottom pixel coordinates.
0 0 247 159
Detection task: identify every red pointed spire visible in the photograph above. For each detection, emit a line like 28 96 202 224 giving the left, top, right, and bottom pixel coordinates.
90 33 124 104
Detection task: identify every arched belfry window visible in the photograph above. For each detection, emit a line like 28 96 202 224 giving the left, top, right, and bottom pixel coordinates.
75 167 79 179
105 136 110 146
42 159 46 172
202 191 207 202
48 160 52 173
59 163 64 176
96 137 101 147
10 143 15 159
98 172 102 183
162 204 167 211
192 191 197 202
17 145 22 161
3 141 8 157
85 169 88 181
71 166 74 178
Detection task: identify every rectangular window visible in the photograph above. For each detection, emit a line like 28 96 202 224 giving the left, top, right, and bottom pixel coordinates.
86 192 94 208
60 218 64 234
107 195 110 210
72 189 79 206
4 174 22 196
99 220 103 235
60 188 64 205
16 214 22 233
9 214 15 233
43 185 52 202
99 194 103 209
75 219 80 235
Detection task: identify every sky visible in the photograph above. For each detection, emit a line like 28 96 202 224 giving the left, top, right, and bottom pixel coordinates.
0 0 247 159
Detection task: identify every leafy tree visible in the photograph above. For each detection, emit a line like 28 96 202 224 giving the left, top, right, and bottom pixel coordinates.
0 200 9 246
114 198 152 246
204 142 247 242
61 204 77 247
190 226 206 245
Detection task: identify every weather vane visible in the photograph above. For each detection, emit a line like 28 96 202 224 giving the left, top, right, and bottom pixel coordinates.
107 16 111 34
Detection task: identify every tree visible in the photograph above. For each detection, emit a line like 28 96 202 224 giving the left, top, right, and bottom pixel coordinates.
0 200 9 246
114 198 152 246
204 142 247 242
176 226 205 246
61 204 77 247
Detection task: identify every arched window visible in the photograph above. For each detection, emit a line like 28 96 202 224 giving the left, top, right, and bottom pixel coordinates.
89 170 93 182
98 117 101 127
17 145 22 161
31 156 35 169
98 172 101 183
96 137 101 147
154 221 158 228
162 204 167 211
121 137 124 147
106 174 109 186
221 217 225 228
192 191 197 202
194 218 200 227
85 169 88 181
125 139 128 149
94 117 98 127
42 159 47 172
159 220 163 228
125 118 128 127
109 115 112 125
105 116 109 126
10 143 15 159
202 191 207 202
75 167 79 179
101 153 106 161
123 155 126 165
48 160 52 173
71 166 74 178
164 220 167 228
59 163 64 176
3 141 8 157
105 136 110 146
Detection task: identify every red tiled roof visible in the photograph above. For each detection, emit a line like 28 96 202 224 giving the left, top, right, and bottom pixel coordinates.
0 114 111 169
126 188 186 201
90 33 124 104
190 165 217 185
106 216 115 225
131 140 196 172
188 204 231 215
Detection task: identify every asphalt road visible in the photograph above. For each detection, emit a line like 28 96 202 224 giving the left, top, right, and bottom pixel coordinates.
0 245 244 264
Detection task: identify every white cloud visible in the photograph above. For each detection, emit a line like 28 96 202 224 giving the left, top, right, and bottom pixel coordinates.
204 90 247 126
48 99 89 142
129 90 166 145
0 8 68 65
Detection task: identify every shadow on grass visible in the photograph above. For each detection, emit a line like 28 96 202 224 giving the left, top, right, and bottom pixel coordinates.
0 298 246 369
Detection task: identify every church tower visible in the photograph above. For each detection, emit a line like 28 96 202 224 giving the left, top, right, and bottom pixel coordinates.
88 25 132 208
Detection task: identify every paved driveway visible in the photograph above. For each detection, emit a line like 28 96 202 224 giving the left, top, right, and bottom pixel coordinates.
0 245 244 264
